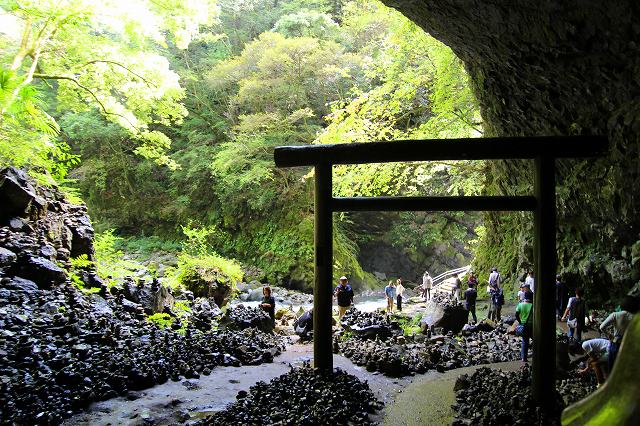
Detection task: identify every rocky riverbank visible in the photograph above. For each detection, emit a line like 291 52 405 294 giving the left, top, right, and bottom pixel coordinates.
0 168 285 424
334 308 520 377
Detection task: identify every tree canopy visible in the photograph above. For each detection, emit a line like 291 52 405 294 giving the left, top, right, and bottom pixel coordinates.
0 0 485 289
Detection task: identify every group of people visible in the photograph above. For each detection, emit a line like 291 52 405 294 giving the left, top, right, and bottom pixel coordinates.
567 296 637 386
384 279 405 313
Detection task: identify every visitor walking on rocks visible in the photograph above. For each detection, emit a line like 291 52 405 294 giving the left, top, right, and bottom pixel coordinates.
396 279 405 311
488 284 504 321
260 286 276 326
452 273 462 302
422 271 432 300
555 274 566 320
562 288 586 341
385 280 396 313
515 291 534 363
464 282 478 323
335 276 354 320
600 295 637 371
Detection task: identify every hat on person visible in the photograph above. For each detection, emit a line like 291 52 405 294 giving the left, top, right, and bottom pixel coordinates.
519 283 526 288
340 276 348 280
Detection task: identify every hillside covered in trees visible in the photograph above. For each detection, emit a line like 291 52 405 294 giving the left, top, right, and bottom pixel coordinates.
1 0 483 291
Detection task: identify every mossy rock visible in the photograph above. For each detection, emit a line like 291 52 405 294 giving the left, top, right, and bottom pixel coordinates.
176 254 242 307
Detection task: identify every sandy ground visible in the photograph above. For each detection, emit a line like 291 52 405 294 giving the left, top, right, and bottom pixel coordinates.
381 361 523 426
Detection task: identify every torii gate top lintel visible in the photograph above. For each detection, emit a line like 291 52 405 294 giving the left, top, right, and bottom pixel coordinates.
273 135 607 409
274 135 608 167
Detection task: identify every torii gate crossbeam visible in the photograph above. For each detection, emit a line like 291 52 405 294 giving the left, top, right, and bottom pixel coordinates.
274 135 607 407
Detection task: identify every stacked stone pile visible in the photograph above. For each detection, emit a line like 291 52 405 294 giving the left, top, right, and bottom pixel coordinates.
335 299 520 377
336 327 520 377
200 365 383 425
0 281 284 424
221 304 274 333
452 365 596 425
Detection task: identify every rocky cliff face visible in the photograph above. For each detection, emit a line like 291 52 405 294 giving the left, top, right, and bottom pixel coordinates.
0 168 283 424
382 0 640 300
0 167 94 288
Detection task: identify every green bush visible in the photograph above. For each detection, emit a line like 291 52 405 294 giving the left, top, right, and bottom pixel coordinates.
147 313 174 329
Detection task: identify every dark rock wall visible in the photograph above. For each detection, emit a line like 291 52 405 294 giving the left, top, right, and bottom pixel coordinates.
0 167 95 288
382 0 640 300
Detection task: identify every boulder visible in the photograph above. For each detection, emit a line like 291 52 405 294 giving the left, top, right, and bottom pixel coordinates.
247 287 264 302
0 167 41 220
180 266 234 307
69 214 95 259
2 277 39 293
420 299 469 334
0 247 17 271
19 255 67 288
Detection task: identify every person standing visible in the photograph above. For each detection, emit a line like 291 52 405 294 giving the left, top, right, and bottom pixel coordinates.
467 271 478 288
260 286 276 327
515 291 534 363
488 267 501 289
517 283 527 302
422 271 432 300
600 296 637 370
396 278 405 311
334 276 354 320
555 274 566 320
525 270 535 293
492 286 505 321
385 280 396 313
452 273 462 302
562 288 586 341
464 283 478 323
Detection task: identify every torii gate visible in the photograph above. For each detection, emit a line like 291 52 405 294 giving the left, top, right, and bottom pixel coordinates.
274 135 607 407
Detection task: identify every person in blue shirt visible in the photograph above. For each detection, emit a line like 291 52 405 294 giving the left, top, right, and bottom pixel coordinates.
334 276 354 319
384 280 396 313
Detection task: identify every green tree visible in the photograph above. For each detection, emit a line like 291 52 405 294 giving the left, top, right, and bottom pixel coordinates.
0 0 218 175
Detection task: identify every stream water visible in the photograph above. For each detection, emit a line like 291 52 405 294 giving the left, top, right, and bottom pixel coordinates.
232 294 388 313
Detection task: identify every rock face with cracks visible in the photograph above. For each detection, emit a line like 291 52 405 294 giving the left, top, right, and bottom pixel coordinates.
0 167 96 289
381 0 640 300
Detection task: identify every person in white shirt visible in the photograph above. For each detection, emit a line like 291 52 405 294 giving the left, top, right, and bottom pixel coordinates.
569 338 610 386
396 279 405 311
525 270 535 293
517 283 527 302
600 295 637 370
488 267 501 288
422 271 432 300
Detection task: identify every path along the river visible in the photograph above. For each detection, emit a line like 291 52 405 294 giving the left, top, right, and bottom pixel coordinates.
65 339 522 426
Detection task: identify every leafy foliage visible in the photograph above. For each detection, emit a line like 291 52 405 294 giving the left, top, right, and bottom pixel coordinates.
0 0 219 176
11 0 486 290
